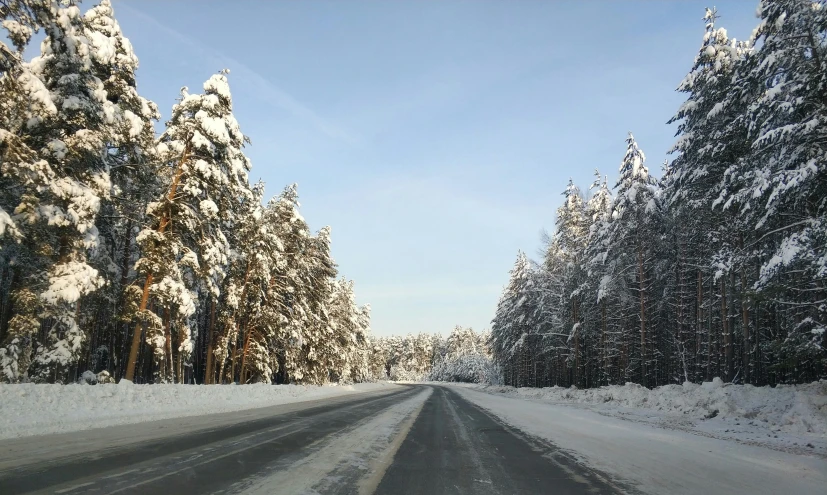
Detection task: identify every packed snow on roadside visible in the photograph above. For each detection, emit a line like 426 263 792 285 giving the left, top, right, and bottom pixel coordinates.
0 381 399 440
450 384 827 495
240 387 431 495
445 378 827 455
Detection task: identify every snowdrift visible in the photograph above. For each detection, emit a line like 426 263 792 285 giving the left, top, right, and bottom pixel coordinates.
0 381 398 439
470 378 827 436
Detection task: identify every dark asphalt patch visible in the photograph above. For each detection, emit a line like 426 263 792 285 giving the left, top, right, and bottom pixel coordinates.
373 386 624 495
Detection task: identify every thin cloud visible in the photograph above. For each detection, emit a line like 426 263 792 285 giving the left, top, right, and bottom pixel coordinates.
117 3 360 146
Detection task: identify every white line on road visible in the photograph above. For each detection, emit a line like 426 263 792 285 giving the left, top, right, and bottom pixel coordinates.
53 481 94 494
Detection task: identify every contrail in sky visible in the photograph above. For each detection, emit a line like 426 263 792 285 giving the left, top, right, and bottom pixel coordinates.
117 2 361 146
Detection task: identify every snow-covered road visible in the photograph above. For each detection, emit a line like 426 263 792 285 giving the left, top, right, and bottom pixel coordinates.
451 385 827 495
2 384 618 494
2 383 823 494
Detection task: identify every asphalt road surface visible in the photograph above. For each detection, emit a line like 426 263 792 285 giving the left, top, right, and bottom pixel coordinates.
0 385 625 494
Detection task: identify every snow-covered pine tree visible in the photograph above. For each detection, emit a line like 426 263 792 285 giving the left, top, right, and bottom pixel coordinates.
0 1 38 75
428 326 496 383
367 329 387 381
1 0 123 383
583 170 614 384
215 182 284 385
0 1 48 382
352 303 373 382
324 278 357 383
295 226 337 385
599 133 660 386
727 0 827 380
490 251 539 386
551 179 590 386
260 184 321 384
666 8 753 383
124 70 253 383
79 0 161 380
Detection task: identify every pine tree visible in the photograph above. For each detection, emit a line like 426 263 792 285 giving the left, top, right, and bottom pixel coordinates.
80 0 161 381
599 134 660 385
295 226 337 384
584 170 614 384
215 182 283 385
1 1 376 387
731 0 827 378
490 251 540 386
260 184 337 385
551 179 590 386
0 0 48 381
3 0 123 382
124 70 253 383
666 8 753 383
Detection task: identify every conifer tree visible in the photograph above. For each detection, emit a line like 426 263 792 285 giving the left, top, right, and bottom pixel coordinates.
80 0 161 380
598 134 660 385
124 70 253 383
490 252 539 386
8 0 119 382
730 0 827 374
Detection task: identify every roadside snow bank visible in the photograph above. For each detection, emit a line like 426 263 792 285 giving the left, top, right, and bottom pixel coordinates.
452 386 827 495
0 382 399 439
469 378 827 436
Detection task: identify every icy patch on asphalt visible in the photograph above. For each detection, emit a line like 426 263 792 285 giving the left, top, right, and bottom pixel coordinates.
435 379 827 456
0 382 399 439
235 387 431 495
450 385 827 495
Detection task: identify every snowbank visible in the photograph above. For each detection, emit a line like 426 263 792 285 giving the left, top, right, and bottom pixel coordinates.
462 378 827 437
451 386 827 495
0 382 399 439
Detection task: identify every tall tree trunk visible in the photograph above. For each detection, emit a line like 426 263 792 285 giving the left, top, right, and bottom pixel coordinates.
204 299 216 384
217 350 227 385
119 220 133 292
573 297 579 388
676 246 683 383
722 276 730 381
0 268 17 343
637 245 646 387
216 262 254 385
163 306 172 383
696 270 703 381
240 324 252 384
601 299 607 385
707 276 713 381
176 321 184 384
125 274 152 382
229 334 239 384
124 140 192 382
741 268 750 384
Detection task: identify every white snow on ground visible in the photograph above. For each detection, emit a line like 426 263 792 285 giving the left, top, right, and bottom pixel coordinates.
449 384 827 495
438 379 827 457
0 382 399 440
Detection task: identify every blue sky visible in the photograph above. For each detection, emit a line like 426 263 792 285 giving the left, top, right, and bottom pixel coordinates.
112 0 759 337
